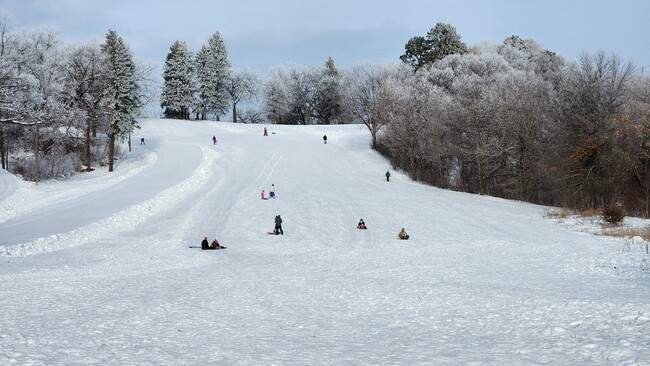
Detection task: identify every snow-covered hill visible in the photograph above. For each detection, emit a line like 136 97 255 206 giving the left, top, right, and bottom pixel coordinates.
1 119 648 365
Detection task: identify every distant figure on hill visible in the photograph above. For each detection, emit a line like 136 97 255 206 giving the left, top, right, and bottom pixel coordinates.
357 219 367 229
264 127 268 136
398 228 409 240
323 134 327 144
274 215 284 235
269 184 276 199
385 171 391 182
140 137 145 145
213 135 217 145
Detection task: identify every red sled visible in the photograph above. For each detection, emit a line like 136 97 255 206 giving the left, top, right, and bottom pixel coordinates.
267 232 279 235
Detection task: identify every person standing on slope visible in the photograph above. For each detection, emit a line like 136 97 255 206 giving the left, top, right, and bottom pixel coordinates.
274 215 284 235
269 184 276 199
213 135 217 145
323 134 327 144
385 171 391 182
264 127 268 136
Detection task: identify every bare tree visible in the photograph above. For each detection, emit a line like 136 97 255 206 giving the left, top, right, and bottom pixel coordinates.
225 69 259 123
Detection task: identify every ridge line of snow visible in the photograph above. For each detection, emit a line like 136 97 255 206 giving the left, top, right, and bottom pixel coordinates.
0 150 158 224
0 146 218 258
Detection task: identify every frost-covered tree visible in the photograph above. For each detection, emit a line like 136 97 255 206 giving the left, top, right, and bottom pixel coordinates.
557 51 636 208
342 64 409 147
195 31 230 120
400 22 468 71
263 67 291 124
62 41 105 171
160 40 195 119
314 57 342 124
225 69 259 123
101 29 141 172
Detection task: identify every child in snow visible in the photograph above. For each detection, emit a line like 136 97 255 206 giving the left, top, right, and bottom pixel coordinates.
385 171 391 182
213 136 217 145
211 239 224 249
264 127 268 136
269 184 275 199
357 219 367 229
398 228 409 240
261 189 266 200
323 134 327 144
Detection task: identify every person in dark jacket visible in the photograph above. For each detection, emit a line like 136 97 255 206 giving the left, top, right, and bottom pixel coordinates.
323 135 327 144
274 215 284 235
357 219 367 229
385 171 391 182
201 236 211 249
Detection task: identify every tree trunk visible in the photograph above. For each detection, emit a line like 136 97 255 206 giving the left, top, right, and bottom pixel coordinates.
232 103 237 123
84 120 91 171
0 128 5 170
108 131 115 172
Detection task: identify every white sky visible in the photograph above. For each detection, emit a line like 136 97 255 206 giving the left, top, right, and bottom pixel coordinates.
2 0 650 75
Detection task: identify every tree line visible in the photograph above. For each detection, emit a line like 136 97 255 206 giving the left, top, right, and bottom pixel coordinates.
0 16 152 182
2 16 649 217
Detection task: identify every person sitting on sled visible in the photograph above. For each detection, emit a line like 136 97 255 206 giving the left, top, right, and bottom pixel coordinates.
357 219 367 229
211 239 224 249
261 189 266 200
201 236 212 250
398 228 409 240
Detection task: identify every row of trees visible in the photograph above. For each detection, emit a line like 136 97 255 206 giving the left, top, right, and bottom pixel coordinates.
0 15 151 181
4 17 649 216
257 23 650 216
160 32 259 122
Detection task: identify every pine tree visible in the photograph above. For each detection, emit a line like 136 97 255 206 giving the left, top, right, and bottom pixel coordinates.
400 22 467 71
101 29 141 172
195 31 230 120
160 41 195 119
314 57 342 124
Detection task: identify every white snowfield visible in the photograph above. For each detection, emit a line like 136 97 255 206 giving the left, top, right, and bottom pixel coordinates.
0 119 648 365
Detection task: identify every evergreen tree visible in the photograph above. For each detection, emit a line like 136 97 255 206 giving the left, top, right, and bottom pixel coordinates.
195 31 230 120
314 57 342 124
400 22 467 71
101 29 141 172
160 41 195 119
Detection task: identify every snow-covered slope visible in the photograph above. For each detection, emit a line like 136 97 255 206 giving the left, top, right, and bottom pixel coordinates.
1 119 648 365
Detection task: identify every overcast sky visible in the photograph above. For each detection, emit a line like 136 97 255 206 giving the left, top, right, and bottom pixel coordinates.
2 0 649 76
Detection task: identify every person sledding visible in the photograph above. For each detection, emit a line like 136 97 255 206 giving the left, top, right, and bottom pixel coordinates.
210 239 225 249
263 127 268 136
261 189 267 200
269 184 276 199
194 236 226 249
398 228 409 240
274 215 284 235
357 219 367 229
201 236 222 250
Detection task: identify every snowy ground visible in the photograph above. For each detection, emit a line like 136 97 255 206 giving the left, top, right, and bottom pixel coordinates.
1 119 649 365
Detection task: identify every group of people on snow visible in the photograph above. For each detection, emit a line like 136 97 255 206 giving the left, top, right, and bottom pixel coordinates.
201 236 225 250
198 129 408 249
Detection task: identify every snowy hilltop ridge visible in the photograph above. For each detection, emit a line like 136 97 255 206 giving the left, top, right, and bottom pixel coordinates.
0 119 648 365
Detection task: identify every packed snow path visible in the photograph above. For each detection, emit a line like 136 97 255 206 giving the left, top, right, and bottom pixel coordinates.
1 119 648 365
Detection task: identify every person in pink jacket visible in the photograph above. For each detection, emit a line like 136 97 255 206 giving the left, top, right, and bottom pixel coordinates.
261 189 266 200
